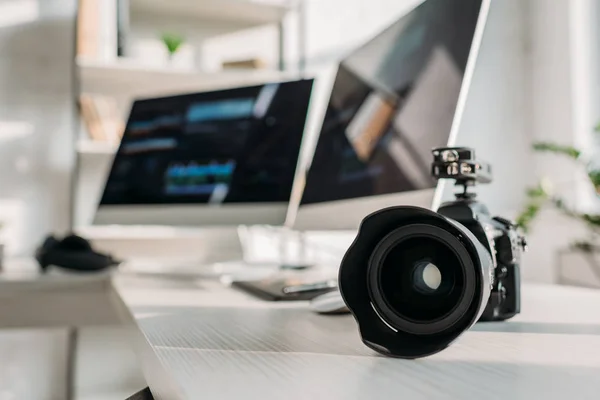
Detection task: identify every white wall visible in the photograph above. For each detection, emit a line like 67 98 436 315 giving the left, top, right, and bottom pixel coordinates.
527 0 578 201
519 0 600 284
0 0 76 256
568 0 600 212
303 0 422 66
440 0 533 215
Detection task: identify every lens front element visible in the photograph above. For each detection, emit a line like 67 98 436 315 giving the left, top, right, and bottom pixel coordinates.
368 224 477 336
413 261 442 293
379 236 464 323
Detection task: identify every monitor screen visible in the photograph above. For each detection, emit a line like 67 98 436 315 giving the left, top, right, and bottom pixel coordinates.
301 0 483 206
100 79 314 206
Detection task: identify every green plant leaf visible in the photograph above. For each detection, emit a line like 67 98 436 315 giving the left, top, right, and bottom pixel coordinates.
532 142 581 160
589 169 600 193
571 240 599 252
516 182 550 232
515 202 543 233
161 32 185 55
525 128 600 239
525 185 547 199
581 213 600 227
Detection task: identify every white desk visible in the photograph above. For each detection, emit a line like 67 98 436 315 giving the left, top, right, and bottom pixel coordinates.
2 261 600 400
111 276 600 400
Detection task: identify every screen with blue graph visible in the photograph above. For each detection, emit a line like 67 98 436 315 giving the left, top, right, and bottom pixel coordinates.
100 79 314 205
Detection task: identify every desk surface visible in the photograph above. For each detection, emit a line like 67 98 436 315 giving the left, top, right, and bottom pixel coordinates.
111 275 600 400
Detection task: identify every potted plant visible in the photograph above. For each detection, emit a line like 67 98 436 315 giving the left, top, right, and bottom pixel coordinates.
160 32 186 61
517 129 600 286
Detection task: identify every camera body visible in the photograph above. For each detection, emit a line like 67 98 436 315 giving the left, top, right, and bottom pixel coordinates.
432 147 525 321
436 199 521 321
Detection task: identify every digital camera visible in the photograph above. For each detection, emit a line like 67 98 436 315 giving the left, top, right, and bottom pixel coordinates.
338 147 526 358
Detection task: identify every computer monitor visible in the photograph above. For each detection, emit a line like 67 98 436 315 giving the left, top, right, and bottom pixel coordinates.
292 0 490 231
94 79 314 226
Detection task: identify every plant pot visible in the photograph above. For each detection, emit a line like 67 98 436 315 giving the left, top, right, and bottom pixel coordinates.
557 247 600 288
165 44 195 69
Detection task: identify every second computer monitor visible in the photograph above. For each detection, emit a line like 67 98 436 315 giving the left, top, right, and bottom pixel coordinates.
293 0 489 230
94 79 314 226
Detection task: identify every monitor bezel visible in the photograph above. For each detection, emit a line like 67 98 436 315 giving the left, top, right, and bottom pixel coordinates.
93 78 316 227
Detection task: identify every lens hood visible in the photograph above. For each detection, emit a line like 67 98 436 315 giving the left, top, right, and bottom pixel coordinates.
339 206 493 359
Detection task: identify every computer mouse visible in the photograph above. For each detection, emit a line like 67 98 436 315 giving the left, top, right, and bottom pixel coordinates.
309 290 350 314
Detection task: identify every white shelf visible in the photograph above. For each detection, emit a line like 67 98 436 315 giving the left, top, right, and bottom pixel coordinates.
77 140 118 155
77 57 290 98
130 0 294 26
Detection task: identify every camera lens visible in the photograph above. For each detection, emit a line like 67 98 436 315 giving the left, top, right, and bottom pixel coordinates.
339 206 493 358
367 224 477 336
378 236 464 323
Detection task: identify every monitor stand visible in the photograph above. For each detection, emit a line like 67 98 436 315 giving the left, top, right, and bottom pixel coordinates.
283 229 358 269
238 226 314 269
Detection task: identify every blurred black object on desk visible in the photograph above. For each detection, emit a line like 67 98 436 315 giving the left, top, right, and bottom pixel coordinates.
35 234 119 273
